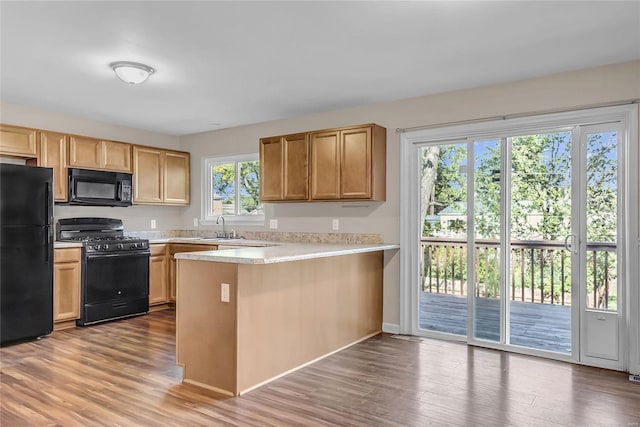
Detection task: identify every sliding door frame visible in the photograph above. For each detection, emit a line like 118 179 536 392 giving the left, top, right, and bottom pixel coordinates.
399 104 638 370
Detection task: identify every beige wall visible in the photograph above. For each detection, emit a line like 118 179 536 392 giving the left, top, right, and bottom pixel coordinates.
0 103 185 231
180 60 640 327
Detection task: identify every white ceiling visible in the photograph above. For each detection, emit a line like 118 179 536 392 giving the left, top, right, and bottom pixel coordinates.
1 1 639 136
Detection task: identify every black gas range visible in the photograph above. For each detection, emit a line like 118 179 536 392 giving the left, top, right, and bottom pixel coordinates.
57 218 149 325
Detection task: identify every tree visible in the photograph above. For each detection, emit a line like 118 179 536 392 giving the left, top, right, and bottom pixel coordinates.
212 164 235 204
421 144 467 236
240 160 261 212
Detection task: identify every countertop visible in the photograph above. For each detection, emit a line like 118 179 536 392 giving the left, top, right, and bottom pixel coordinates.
54 241 83 249
174 243 399 264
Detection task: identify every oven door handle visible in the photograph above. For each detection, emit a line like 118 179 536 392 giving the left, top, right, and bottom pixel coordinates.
86 251 150 259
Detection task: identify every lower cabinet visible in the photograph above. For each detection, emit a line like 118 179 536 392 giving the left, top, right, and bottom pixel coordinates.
168 244 218 302
149 244 168 306
53 248 81 329
150 243 218 305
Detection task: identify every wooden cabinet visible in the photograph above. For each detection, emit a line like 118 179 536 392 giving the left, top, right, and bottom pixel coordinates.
260 133 309 201
0 124 37 158
260 124 385 202
102 140 132 172
310 124 385 201
310 130 341 200
69 136 131 172
133 146 163 203
53 248 81 329
133 146 190 205
163 151 190 204
168 244 217 302
149 244 168 306
38 131 68 201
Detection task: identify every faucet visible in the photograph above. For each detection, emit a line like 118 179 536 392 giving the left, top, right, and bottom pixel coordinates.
216 215 225 237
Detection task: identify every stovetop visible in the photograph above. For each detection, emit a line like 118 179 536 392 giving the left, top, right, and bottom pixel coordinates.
56 217 149 253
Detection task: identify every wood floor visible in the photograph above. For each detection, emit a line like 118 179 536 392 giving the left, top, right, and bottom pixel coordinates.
420 292 572 353
1 310 639 426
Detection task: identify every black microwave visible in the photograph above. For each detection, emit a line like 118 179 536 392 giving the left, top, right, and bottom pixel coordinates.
66 168 133 207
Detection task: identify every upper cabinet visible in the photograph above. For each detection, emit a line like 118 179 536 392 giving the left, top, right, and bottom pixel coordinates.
39 130 68 201
133 146 190 205
259 133 308 201
163 151 190 204
69 136 131 172
260 123 386 202
0 124 38 158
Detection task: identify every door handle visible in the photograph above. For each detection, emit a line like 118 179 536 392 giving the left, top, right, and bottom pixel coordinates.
564 234 578 254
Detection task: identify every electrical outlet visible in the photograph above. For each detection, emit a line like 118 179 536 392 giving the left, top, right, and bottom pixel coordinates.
150 219 156 229
332 218 339 231
221 283 230 303
269 219 278 229
193 217 199 227
630 374 640 383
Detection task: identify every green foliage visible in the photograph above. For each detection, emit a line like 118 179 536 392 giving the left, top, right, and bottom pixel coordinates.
433 145 467 216
421 131 618 308
212 160 262 214
240 161 261 212
212 163 235 204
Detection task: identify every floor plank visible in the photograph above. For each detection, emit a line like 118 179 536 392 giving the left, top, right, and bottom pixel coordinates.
1 310 638 426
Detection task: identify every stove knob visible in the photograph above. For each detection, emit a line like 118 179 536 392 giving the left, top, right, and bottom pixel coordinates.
93 245 100 250
117 243 124 249
131 243 138 248
102 244 109 250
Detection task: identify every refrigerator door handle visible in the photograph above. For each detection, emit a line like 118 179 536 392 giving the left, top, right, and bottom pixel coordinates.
45 182 52 223
45 229 50 262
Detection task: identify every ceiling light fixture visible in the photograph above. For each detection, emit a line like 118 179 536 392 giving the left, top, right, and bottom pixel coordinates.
110 61 155 85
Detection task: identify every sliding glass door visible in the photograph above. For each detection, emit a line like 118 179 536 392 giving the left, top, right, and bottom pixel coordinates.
407 106 634 370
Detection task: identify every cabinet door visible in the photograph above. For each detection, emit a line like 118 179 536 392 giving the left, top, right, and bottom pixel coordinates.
149 254 168 305
0 124 37 157
260 136 284 201
340 126 372 199
163 151 190 205
69 136 101 169
133 146 163 204
53 248 81 323
39 131 68 201
310 130 340 200
102 140 131 172
283 133 309 200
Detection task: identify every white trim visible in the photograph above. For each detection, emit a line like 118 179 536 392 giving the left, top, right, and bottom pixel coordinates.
399 136 418 334
400 104 639 370
382 322 400 334
626 106 639 374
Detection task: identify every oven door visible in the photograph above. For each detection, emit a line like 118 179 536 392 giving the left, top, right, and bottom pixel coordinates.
84 251 150 304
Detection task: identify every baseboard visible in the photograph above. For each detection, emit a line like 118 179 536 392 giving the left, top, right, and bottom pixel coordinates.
382 322 400 334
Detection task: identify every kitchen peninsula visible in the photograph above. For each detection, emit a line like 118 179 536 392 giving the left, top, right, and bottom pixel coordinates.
175 243 398 396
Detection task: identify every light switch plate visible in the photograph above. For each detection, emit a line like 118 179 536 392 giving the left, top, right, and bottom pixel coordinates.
150 219 156 229
193 217 199 227
269 219 278 229
221 283 230 302
332 219 339 231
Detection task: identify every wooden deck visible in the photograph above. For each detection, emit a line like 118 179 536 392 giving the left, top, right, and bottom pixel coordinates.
419 292 572 353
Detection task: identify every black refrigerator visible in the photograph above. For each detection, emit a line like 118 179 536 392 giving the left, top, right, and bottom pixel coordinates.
0 163 54 345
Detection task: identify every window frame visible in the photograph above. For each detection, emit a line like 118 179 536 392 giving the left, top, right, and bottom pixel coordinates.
201 153 264 225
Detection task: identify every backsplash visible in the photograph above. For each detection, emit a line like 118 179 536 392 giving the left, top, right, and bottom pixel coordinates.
125 229 384 244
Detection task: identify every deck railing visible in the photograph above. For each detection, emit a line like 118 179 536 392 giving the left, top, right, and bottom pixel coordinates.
421 237 617 309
